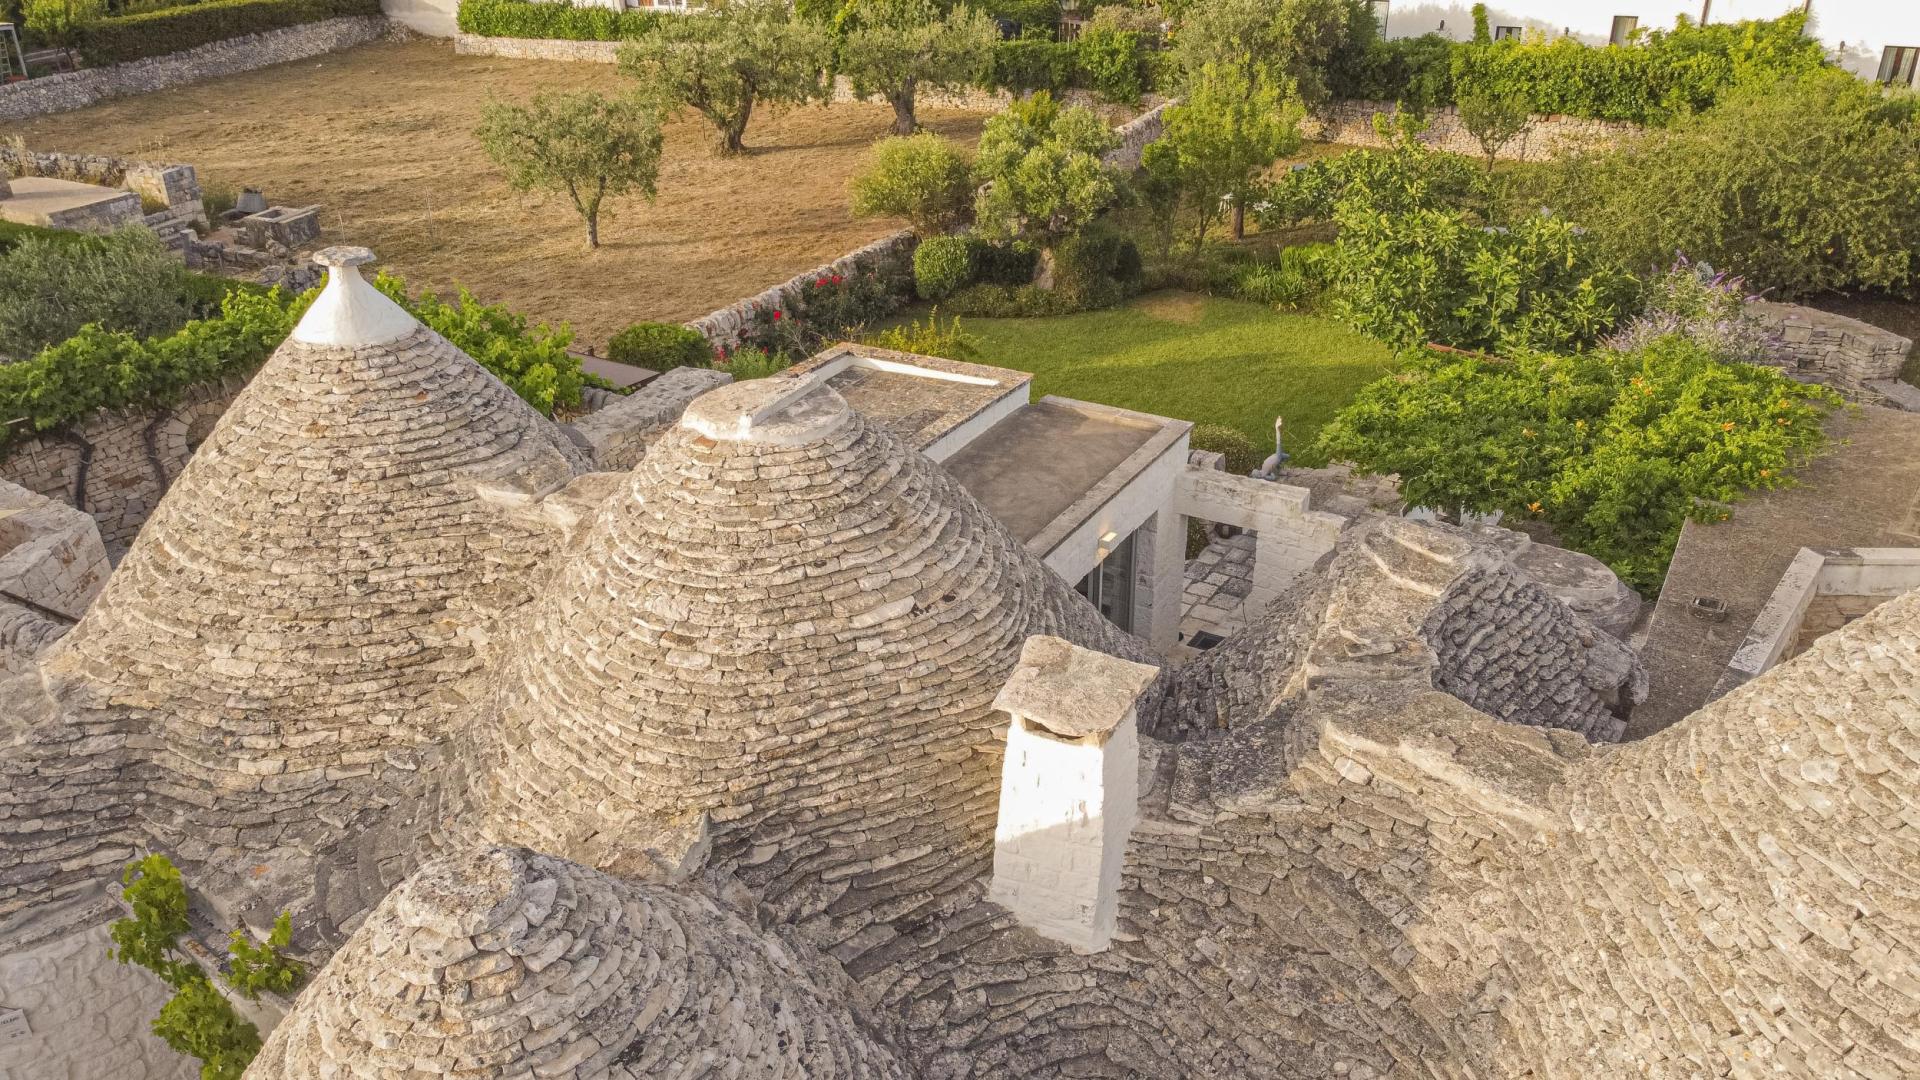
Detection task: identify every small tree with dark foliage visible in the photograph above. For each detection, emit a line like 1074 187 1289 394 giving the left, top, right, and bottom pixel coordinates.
475 90 664 250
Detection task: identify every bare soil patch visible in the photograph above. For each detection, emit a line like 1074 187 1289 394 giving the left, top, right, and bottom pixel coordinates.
1130 291 1207 324
14 38 991 346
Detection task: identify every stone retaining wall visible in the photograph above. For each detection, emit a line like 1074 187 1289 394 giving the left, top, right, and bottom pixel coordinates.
1303 100 1639 162
681 102 1170 350
1 145 208 245
0 379 243 559
1751 300 1916 408
452 33 1155 117
0 16 394 123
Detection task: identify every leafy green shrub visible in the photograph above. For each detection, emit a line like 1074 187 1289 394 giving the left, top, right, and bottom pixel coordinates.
23 0 102 57
1075 22 1149 104
976 0 1055 31
714 345 792 380
863 309 980 360
912 235 974 300
973 93 1121 261
226 912 305 1000
850 133 975 234
1328 32 1455 110
1326 11 1829 125
1606 257 1770 364
968 239 1038 286
74 0 379 66
1190 422 1261 473
1254 125 1486 228
1316 336 1840 590
1332 209 1635 353
1052 225 1142 310
458 0 669 38
152 978 261 1080
1544 70 1920 298
109 855 266 1080
942 282 1073 317
741 258 908 357
608 321 711 371
109 855 199 989
1229 243 1328 308
0 289 295 453
0 227 192 358
990 35 1079 95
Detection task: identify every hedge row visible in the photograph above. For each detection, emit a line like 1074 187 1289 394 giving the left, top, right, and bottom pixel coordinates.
457 0 675 40
75 0 380 67
1331 12 1828 125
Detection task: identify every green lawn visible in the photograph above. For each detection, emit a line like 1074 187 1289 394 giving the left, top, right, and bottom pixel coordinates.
925 291 1397 463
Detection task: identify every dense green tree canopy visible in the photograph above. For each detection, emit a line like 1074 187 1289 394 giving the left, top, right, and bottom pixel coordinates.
1316 337 1840 590
840 0 998 135
474 90 664 249
618 0 833 154
971 93 1120 274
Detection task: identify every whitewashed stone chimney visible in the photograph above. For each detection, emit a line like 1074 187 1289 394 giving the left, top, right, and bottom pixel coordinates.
988 635 1159 953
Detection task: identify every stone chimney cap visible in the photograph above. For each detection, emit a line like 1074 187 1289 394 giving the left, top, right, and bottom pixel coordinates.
312 245 377 270
292 245 418 348
993 635 1160 739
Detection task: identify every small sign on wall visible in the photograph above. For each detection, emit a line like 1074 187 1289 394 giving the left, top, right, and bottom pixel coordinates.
0 1006 29 1041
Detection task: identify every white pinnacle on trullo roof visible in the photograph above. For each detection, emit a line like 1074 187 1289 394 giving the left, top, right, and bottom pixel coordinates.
293 245 419 347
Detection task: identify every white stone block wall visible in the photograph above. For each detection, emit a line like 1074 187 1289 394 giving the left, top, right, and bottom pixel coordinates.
1174 467 1348 614
0 916 194 1080
989 714 1140 953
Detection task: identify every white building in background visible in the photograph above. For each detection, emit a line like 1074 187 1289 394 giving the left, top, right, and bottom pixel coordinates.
1368 0 1920 84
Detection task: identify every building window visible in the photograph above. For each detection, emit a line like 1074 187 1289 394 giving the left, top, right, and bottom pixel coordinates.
1879 46 1920 88
1075 528 1138 634
1609 15 1638 46
1368 0 1388 31
1494 24 1522 40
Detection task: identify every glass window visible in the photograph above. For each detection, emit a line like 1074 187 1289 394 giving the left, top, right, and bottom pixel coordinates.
1075 528 1138 634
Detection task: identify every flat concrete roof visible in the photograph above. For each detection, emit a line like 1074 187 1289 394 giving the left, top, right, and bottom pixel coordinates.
943 397 1169 545
1635 405 1920 737
0 176 135 228
789 344 1029 452
576 355 659 390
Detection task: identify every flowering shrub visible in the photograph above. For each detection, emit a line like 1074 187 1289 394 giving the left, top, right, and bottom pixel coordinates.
1606 257 1771 365
741 258 907 358
1315 335 1840 591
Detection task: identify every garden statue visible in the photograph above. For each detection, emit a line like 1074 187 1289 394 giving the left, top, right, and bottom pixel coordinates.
1253 415 1288 480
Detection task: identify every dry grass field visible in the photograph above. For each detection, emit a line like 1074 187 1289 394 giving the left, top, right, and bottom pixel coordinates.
14 38 993 345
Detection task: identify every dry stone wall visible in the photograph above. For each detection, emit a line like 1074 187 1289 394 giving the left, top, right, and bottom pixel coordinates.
1751 300 1918 409
1304 99 1638 161
0 379 242 559
0 16 393 123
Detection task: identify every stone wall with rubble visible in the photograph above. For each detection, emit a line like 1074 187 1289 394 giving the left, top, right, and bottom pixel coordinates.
0 379 243 559
0 906 195 1080
1 145 208 246
683 104 1169 350
1303 99 1639 161
0 16 393 123
1751 300 1918 409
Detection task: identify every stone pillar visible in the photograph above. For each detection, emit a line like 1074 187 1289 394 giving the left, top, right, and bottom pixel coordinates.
1134 507 1187 654
987 635 1159 953
0 174 11 200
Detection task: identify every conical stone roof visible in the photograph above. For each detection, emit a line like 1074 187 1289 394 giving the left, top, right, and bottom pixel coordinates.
43 247 587 838
245 845 909 1079
452 375 1145 916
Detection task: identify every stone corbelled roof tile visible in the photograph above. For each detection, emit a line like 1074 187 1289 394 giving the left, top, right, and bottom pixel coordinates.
245 845 910 1079
448 376 1147 925
38 248 587 841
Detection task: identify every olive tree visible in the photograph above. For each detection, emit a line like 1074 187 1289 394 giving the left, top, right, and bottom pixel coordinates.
1169 0 1363 103
475 91 664 249
618 0 833 156
841 0 998 136
971 93 1121 286
1458 90 1531 172
1139 63 1302 245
